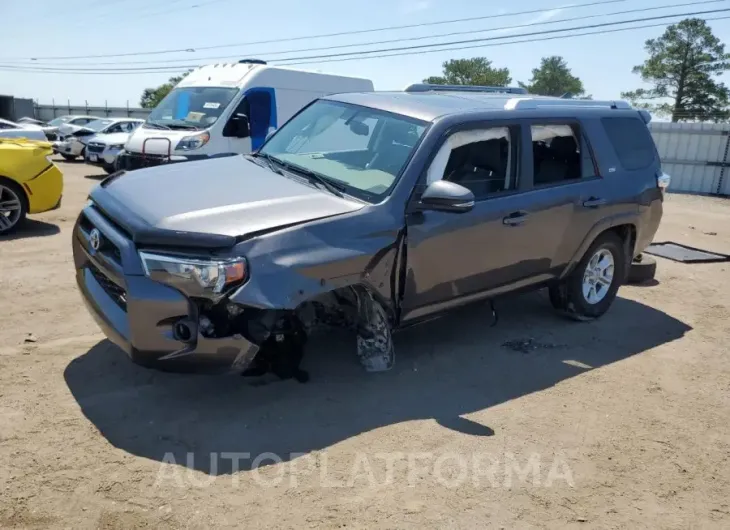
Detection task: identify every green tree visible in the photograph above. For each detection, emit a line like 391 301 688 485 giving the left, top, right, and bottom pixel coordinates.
139 71 190 108
519 56 585 97
424 57 511 86
621 18 730 122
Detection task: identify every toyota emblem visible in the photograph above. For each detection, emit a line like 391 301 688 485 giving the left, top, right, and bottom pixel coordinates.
90 228 101 251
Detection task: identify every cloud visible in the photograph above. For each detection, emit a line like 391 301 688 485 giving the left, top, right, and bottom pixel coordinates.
400 0 431 14
494 8 564 35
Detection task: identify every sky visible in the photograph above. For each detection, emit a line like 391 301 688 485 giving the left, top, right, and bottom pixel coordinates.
1 0 729 107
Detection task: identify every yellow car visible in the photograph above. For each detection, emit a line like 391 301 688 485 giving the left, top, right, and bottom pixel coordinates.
0 138 64 235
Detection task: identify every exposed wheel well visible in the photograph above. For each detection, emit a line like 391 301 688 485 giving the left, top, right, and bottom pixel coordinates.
607 223 637 260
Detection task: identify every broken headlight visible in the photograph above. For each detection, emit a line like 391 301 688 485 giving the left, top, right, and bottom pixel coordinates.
139 252 247 296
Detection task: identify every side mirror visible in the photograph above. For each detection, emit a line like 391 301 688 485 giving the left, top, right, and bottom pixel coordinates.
230 113 250 138
419 180 475 213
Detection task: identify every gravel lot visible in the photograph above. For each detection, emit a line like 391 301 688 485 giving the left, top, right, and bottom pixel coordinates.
1 157 729 529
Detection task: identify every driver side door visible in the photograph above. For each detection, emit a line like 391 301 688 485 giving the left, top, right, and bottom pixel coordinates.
401 121 547 322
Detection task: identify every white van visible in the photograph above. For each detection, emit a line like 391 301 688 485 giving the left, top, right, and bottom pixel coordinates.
117 60 374 170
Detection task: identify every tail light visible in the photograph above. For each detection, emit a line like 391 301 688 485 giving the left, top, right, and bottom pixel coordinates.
657 171 671 195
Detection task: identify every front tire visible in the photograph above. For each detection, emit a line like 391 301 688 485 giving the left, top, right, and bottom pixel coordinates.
549 232 626 320
0 179 28 235
61 154 77 161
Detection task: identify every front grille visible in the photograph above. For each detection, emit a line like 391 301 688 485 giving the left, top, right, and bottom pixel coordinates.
79 211 124 267
121 152 169 171
89 263 127 311
87 143 105 154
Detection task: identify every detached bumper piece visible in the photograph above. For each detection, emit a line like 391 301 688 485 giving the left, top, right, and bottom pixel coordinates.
72 206 259 374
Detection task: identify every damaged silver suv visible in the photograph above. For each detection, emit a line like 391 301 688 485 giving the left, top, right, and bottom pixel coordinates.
73 84 668 381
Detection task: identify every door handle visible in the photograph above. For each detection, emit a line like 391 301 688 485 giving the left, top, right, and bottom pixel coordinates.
502 211 528 226
582 197 607 208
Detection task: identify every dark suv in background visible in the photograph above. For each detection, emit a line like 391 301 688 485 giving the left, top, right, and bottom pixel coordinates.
72 84 669 380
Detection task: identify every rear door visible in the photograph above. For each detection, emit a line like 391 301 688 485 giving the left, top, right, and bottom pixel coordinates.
517 118 606 271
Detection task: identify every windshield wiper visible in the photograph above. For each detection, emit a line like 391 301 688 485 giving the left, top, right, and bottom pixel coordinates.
145 121 171 130
257 153 346 197
166 123 200 130
249 152 284 175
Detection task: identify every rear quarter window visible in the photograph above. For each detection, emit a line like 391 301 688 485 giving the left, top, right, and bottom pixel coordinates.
601 117 657 170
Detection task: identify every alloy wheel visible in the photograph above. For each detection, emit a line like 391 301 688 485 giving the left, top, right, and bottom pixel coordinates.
582 248 615 304
0 184 23 233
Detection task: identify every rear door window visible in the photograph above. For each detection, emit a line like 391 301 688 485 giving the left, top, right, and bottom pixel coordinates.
601 117 656 170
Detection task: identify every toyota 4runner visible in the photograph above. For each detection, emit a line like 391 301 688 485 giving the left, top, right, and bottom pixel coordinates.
72 84 669 379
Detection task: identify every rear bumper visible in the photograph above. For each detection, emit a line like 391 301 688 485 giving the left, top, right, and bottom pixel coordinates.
635 195 664 256
72 209 259 374
26 164 64 214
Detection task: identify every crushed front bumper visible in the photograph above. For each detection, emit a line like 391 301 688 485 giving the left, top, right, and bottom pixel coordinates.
72 206 259 373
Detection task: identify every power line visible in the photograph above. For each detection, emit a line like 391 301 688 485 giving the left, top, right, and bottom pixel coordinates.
0 0 625 61
2 7 726 73
6 0 721 67
210 7 730 64
3 14 729 75
279 15 730 66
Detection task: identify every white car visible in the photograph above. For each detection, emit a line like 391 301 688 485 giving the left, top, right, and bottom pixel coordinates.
84 131 135 173
0 118 48 141
42 115 99 141
16 117 47 127
55 118 143 161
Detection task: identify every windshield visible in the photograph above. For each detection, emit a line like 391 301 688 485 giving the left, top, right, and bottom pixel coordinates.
84 119 114 131
260 100 427 201
146 86 239 130
48 117 73 126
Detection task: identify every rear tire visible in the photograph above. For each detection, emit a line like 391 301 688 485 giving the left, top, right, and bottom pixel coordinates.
0 178 28 235
102 163 116 174
549 232 626 321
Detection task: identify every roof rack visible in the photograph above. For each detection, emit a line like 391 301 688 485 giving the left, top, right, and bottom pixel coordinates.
504 98 632 110
239 58 267 65
404 83 529 95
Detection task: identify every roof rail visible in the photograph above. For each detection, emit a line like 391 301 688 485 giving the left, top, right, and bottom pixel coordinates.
404 83 529 95
239 58 267 65
504 98 632 110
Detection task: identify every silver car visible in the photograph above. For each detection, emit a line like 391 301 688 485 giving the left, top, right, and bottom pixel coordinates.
56 118 143 161
85 130 139 173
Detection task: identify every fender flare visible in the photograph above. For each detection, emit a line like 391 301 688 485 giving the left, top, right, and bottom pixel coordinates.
560 212 638 280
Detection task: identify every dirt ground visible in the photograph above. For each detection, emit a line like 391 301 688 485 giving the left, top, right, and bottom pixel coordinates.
1 157 729 529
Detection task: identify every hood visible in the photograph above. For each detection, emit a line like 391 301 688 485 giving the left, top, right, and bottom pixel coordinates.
18 123 43 131
91 155 365 242
58 123 88 135
125 126 195 155
89 131 131 146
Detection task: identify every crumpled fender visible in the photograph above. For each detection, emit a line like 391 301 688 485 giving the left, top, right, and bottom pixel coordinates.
228 211 405 316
